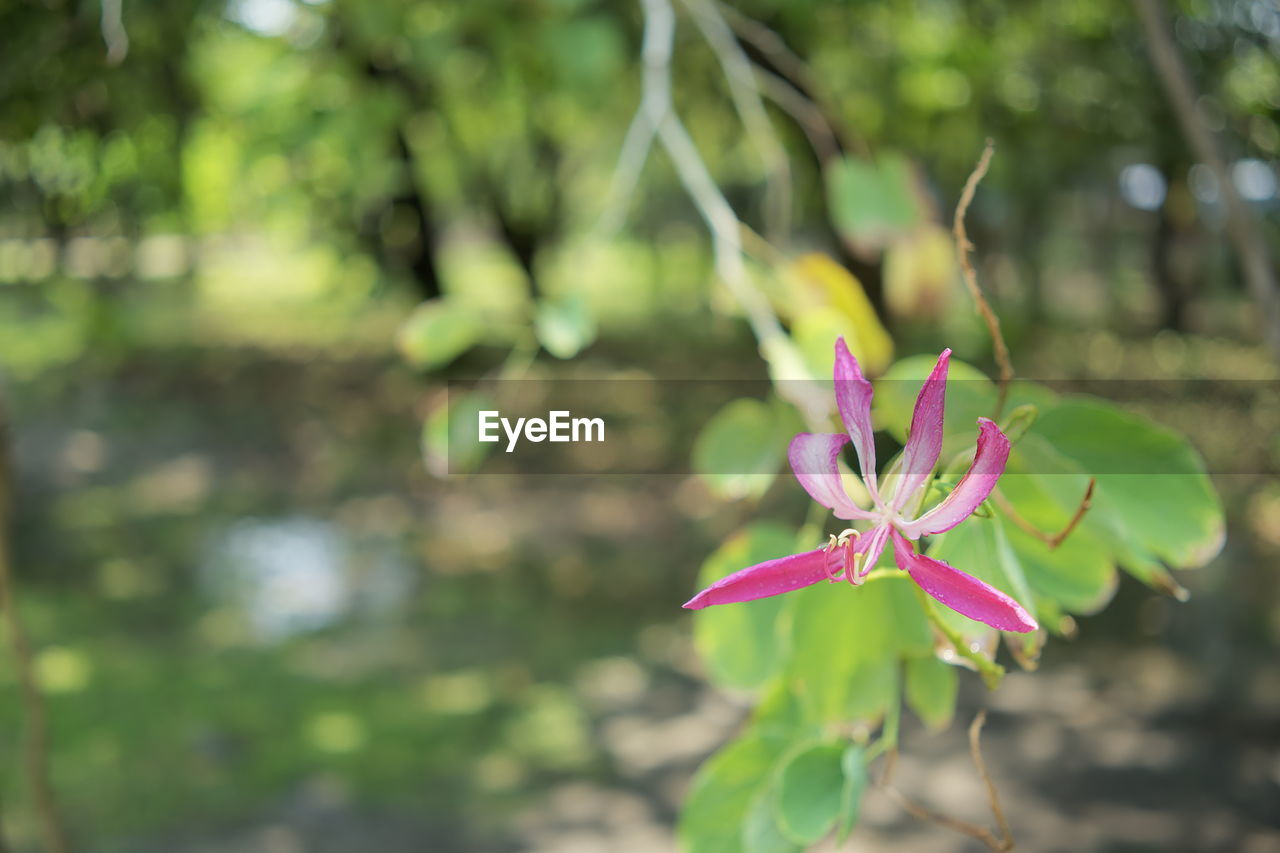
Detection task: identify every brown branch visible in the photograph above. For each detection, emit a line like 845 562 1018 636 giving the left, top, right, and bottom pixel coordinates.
1132 0 1280 360
954 139 1014 419
969 711 1014 851
878 712 1015 852
993 478 1096 550
0 407 72 853
884 786 1010 851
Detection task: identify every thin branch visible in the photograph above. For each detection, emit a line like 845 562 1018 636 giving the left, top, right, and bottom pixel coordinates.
884 786 1011 852
880 711 1014 852
681 0 792 241
969 711 1015 851
1132 0 1280 360
737 221 790 269
752 68 840 165
0 408 72 853
993 478 1095 550
596 4 672 236
100 0 129 65
629 0 828 428
954 139 1013 419
717 4 868 158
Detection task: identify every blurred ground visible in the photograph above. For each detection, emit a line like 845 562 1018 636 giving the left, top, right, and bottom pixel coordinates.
3 329 1279 852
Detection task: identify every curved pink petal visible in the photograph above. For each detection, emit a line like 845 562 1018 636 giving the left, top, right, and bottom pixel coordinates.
833 337 880 501
897 417 1011 539
788 433 876 521
683 547 836 609
890 349 951 511
889 528 1037 633
853 522 890 579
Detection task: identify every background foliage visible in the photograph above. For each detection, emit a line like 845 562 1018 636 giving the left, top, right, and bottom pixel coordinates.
0 0 1277 850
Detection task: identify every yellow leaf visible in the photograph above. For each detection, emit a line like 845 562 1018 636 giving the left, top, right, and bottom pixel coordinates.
884 224 957 321
787 253 893 375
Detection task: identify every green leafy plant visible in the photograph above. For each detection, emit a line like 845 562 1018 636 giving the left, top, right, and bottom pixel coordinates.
678 159 1224 848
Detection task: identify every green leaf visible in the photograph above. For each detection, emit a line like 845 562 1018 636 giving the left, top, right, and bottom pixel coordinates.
999 435 1119 613
836 745 869 842
692 398 788 501
783 574 929 723
774 741 846 844
421 391 493 477
905 656 958 731
743 788 802 853
825 153 922 251
396 298 481 369
1032 398 1225 570
678 735 791 853
693 524 797 690
534 293 596 359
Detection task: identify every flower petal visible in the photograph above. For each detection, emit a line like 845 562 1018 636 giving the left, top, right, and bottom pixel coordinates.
833 337 879 501
853 522 890 579
788 433 876 521
889 528 1037 632
890 349 951 510
897 417 1011 539
683 547 836 609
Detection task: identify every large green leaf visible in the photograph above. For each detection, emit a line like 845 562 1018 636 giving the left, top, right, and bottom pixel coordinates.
782 574 930 723
999 434 1119 614
678 734 792 853
743 788 802 853
825 153 922 251
693 524 797 691
774 741 846 844
692 398 792 501
905 656 958 731
1032 398 1224 570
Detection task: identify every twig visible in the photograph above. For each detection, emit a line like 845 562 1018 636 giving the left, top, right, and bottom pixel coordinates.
968 711 1014 851
0 407 72 853
717 4 868 158
100 0 129 65
597 0 673 236
993 478 1095 550
953 140 1013 419
880 711 1014 852
681 0 792 241
1132 0 1280 360
751 68 839 164
737 221 790 269
626 0 829 428
884 786 1011 852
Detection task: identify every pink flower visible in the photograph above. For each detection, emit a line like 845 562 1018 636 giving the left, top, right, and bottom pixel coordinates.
684 338 1037 633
